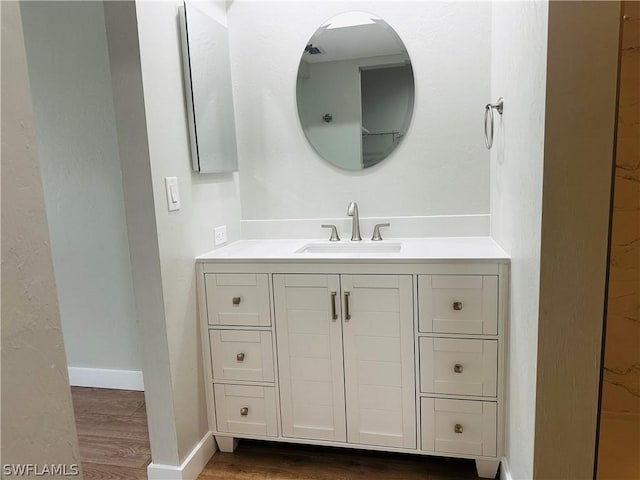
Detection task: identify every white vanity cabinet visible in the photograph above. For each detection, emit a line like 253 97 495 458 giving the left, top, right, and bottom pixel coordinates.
416 273 503 478
199 273 278 452
274 274 415 449
197 244 508 479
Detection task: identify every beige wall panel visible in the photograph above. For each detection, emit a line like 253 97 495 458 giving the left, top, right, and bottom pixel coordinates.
1 1 82 473
534 2 621 479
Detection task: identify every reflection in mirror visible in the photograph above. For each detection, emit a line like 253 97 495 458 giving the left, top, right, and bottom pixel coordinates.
296 12 414 171
179 2 238 173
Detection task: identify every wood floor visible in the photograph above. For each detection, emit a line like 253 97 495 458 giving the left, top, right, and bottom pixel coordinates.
72 388 484 479
199 440 483 480
71 387 151 479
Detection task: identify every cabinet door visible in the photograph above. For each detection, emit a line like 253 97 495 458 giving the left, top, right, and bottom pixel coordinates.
274 274 346 442
342 275 416 449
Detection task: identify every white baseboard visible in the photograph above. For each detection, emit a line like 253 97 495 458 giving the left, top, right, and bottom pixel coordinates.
147 432 216 480
68 367 144 391
500 457 512 480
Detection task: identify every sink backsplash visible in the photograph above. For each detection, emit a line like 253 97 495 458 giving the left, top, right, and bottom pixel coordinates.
240 215 490 240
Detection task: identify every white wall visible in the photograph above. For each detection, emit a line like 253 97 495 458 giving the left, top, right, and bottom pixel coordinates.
229 1 491 220
489 2 548 478
103 0 182 466
1 0 81 470
20 1 142 374
134 0 242 463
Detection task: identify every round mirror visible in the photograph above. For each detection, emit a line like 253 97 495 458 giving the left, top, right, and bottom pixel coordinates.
296 12 415 171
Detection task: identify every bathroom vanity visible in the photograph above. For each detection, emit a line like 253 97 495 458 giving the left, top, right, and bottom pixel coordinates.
196 237 509 478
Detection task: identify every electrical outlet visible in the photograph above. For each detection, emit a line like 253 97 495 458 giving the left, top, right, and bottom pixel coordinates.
214 225 228 246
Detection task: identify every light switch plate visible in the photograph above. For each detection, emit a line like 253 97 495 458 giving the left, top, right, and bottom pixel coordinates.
214 225 228 246
165 177 181 212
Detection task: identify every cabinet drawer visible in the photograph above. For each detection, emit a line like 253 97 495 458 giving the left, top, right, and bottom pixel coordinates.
205 274 271 326
418 275 498 335
210 330 274 382
214 384 278 437
421 398 496 457
419 338 497 397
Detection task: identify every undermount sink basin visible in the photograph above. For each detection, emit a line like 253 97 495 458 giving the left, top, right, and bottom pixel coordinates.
295 241 402 254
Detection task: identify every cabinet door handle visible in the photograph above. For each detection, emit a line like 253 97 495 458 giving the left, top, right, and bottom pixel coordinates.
236 352 245 362
232 296 241 305
454 363 463 373
453 301 463 311
330 291 338 320
240 407 249 416
344 291 351 320
454 423 463 434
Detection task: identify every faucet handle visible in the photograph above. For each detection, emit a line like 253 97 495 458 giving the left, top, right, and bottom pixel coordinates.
321 224 341 242
371 223 390 241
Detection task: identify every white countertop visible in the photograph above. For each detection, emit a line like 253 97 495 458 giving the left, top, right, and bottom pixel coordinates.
196 237 510 263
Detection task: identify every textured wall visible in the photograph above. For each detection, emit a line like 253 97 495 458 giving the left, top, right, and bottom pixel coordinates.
20 1 142 373
134 0 242 463
489 2 548 478
229 1 491 220
103 0 181 466
601 1 640 417
1 0 82 473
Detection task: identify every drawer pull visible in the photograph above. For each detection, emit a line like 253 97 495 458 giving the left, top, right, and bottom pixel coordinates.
454 363 463 373
236 352 245 362
453 301 463 311
240 407 249 416
232 296 241 305
454 423 464 434
344 291 351 320
331 291 338 320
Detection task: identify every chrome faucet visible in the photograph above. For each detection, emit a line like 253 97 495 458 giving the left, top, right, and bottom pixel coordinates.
347 202 362 241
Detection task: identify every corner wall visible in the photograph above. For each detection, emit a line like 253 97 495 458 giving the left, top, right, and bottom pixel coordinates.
489 2 549 478
103 0 181 467
134 0 242 463
1 0 81 471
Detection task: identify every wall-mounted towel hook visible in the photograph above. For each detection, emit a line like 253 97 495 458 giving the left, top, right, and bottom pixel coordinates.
484 97 503 149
